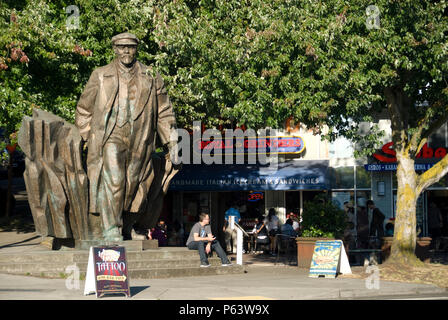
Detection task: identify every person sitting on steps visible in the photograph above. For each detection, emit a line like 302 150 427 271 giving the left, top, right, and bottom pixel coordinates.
186 212 232 267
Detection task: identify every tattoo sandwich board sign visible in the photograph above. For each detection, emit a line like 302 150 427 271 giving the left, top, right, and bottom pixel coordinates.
83 246 131 298
308 240 352 278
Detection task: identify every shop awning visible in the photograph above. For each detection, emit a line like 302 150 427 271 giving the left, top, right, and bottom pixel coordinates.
169 160 329 191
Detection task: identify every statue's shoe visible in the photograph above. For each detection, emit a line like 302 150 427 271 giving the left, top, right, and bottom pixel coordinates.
103 227 123 242
131 229 147 241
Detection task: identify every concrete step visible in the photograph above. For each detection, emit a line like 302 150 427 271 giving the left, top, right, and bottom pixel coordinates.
0 248 201 263
0 257 226 274
0 247 244 279
9 265 244 279
127 265 244 279
0 252 87 263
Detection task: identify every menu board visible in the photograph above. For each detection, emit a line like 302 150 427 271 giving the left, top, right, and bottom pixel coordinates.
84 246 130 298
309 240 351 278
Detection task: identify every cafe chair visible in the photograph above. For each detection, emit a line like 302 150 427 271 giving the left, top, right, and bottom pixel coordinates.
254 236 270 254
275 234 297 266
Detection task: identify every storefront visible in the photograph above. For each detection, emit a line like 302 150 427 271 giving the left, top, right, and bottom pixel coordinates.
167 160 330 245
161 121 448 246
365 140 448 237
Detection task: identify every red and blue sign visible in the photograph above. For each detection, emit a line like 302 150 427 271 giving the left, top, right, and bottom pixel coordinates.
196 136 306 155
366 142 446 172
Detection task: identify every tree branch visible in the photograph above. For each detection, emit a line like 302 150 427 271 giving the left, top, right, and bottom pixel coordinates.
411 104 448 156
416 154 448 195
420 111 448 142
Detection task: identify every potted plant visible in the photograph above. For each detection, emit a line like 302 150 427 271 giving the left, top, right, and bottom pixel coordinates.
296 198 347 268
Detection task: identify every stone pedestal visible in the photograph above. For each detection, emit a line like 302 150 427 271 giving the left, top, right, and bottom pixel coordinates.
74 239 159 251
39 237 75 250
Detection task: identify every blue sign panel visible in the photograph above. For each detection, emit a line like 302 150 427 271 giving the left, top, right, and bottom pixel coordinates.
169 160 329 191
364 163 434 172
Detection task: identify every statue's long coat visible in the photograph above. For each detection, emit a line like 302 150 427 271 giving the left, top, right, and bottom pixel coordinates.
75 60 176 214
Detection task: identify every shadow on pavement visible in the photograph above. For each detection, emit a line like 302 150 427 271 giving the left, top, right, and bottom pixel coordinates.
229 252 298 266
0 235 41 249
131 286 151 297
0 213 35 233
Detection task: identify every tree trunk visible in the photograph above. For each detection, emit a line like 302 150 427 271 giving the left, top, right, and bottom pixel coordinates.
389 151 424 266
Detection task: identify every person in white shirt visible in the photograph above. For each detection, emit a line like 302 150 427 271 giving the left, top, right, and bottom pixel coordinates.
265 208 280 254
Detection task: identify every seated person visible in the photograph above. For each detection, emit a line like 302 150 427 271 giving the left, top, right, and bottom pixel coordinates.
385 222 394 237
281 219 298 237
252 216 270 252
148 218 168 246
290 213 301 233
186 212 232 267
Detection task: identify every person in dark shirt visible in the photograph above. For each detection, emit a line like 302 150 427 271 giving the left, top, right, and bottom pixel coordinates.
367 200 385 239
281 219 298 237
148 218 168 246
252 215 270 253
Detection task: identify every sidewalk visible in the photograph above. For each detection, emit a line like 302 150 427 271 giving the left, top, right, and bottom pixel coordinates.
0 230 446 300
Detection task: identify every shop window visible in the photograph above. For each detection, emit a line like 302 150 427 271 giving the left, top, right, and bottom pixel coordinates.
331 191 355 210
331 191 371 210
392 173 397 189
429 174 448 188
302 191 326 203
356 166 371 189
285 191 301 215
355 191 371 207
329 166 354 189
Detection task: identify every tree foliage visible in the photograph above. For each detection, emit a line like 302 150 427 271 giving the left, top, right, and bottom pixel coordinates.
2 1 448 261
0 0 158 137
2 1 447 137
301 200 347 239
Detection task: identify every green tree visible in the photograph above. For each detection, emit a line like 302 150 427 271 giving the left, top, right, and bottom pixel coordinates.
153 0 448 266
288 0 448 266
2 0 448 266
0 0 158 136
0 0 159 217
152 0 310 129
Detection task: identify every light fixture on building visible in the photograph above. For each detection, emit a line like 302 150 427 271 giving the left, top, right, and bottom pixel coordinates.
377 181 385 196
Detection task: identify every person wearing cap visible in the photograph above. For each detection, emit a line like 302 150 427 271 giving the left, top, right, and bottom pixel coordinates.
75 32 177 241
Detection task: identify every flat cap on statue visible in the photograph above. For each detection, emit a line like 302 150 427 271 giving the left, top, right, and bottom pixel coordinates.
111 32 139 45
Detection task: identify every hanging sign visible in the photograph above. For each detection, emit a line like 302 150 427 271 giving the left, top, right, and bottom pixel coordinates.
364 163 434 172
195 136 306 155
309 240 351 278
373 141 447 163
84 246 131 298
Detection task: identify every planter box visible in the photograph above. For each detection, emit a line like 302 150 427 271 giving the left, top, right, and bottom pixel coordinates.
296 237 334 268
381 237 432 263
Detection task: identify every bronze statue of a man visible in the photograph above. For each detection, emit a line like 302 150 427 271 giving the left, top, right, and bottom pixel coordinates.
75 32 177 241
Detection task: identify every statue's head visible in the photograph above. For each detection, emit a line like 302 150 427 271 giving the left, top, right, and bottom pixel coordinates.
112 32 139 67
